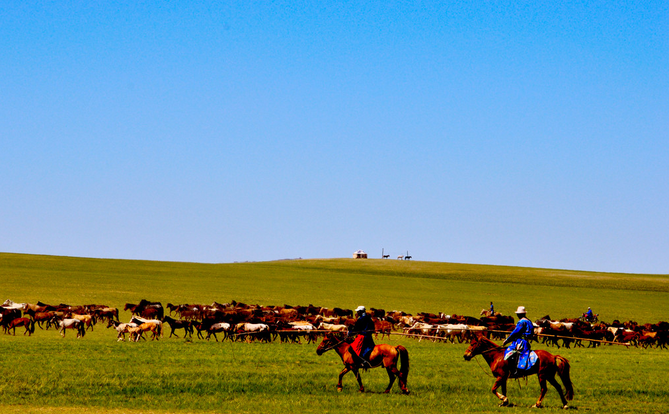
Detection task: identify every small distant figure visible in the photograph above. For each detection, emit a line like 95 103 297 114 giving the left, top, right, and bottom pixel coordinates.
382 254 390 259
481 301 496 317
583 307 597 323
397 255 404 260
404 255 412 260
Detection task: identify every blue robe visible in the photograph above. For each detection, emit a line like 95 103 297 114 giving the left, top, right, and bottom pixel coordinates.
503 318 536 371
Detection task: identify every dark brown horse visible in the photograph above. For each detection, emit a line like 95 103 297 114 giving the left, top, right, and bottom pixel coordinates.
316 332 410 394
7 317 35 336
463 334 574 408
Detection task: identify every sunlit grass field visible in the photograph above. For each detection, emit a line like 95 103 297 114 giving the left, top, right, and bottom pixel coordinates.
1 253 668 413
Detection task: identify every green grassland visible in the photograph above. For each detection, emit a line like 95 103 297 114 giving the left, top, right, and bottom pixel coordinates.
1 253 668 413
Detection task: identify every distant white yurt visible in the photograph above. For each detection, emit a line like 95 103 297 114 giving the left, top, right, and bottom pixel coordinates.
353 250 368 259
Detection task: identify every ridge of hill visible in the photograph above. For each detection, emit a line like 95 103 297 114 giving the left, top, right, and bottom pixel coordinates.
2 252 667 323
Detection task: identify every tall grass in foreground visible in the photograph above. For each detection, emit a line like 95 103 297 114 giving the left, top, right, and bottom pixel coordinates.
0 334 667 414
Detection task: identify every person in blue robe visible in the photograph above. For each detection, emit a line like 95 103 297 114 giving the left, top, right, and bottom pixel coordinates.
503 306 534 375
585 307 594 321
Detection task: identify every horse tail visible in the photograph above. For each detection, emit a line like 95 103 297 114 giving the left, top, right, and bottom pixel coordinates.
556 355 574 400
29 319 35 334
396 345 410 382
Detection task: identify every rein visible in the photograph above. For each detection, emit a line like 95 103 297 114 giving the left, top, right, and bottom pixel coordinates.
470 342 503 377
478 346 502 355
319 337 348 353
474 355 494 377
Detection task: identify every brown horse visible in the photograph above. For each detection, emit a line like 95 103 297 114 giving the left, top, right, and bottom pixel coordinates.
7 317 35 336
464 334 574 408
316 332 410 394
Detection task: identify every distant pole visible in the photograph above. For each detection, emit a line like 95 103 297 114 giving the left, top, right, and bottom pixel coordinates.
382 248 384 258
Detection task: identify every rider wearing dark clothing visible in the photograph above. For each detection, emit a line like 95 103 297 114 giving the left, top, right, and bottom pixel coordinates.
349 305 375 368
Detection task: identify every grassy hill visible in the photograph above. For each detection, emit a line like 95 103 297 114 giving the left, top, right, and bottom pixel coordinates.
2 252 667 323
1 253 668 414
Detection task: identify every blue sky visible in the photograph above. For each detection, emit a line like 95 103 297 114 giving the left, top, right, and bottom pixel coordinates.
1 2 667 273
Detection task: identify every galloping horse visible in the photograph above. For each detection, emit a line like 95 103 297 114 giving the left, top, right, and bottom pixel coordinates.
463 334 574 409
316 332 410 394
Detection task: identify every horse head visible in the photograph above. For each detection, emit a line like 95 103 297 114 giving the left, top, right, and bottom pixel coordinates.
463 333 495 361
316 332 346 356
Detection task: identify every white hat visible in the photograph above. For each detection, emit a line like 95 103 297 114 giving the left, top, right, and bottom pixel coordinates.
355 305 366 312
515 306 527 314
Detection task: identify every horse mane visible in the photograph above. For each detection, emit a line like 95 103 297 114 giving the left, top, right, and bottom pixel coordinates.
475 334 503 350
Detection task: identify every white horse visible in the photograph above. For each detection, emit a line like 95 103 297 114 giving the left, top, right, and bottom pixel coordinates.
58 318 85 338
317 322 348 332
289 321 315 330
405 322 435 339
235 323 270 342
435 324 469 343
109 320 137 341
2 299 26 310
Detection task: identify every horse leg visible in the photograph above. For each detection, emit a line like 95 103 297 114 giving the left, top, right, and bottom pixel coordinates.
547 376 569 408
337 366 351 392
352 367 365 392
532 378 548 408
384 366 397 393
387 364 409 394
492 377 510 406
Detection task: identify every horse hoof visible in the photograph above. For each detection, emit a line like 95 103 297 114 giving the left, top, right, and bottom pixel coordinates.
531 403 543 409
402 390 411 395
336 387 342 392
562 405 570 410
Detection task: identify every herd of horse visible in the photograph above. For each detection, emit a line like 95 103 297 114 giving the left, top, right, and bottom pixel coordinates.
3 298 666 348
2 298 667 408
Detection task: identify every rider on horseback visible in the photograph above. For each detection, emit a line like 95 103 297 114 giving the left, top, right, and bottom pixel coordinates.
503 306 534 376
349 305 376 368
585 307 595 322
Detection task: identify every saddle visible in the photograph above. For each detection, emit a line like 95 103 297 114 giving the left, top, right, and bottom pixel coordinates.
516 350 538 371
504 345 538 372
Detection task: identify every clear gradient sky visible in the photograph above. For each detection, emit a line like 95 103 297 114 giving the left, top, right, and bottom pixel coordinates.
1 2 667 273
